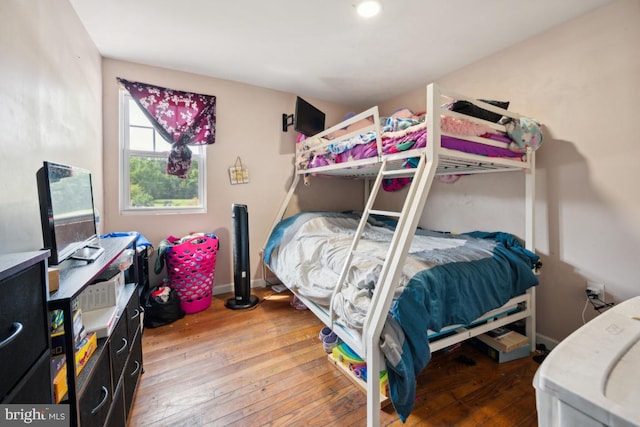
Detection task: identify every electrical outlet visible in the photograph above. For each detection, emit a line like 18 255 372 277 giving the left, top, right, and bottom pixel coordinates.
586 281 605 301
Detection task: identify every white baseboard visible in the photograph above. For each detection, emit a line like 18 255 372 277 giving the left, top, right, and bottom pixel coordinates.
212 282 233 295
212 279 273 296
535 333 559 351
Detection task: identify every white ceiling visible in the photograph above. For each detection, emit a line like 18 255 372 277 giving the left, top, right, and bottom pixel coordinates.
70 0 611 107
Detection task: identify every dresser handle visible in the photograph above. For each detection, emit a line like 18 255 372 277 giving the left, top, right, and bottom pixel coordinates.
116 337 128 354
130 308 140 320
91 386 109 414
130 360 141 377
0 322 23 349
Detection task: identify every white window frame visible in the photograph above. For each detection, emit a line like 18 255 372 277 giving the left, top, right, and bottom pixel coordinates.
119 90 207 214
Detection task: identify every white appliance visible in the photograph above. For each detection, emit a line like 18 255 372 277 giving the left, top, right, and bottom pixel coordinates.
533 296 640 426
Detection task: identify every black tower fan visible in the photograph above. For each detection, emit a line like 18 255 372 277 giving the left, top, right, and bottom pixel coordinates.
226 204 259 309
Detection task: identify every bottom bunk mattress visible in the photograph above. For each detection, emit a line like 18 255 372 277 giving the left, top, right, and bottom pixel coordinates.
263 212 539 420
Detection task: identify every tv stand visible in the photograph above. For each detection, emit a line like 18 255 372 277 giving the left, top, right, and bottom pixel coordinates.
69 244 105 263
49 235 143 426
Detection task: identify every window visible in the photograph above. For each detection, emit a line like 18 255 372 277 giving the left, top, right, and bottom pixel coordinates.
119 91 206 213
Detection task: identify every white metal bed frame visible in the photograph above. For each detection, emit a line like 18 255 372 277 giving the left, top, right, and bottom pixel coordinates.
262 83 536 427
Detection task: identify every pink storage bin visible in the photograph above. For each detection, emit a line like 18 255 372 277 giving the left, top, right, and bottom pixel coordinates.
165 234 218 314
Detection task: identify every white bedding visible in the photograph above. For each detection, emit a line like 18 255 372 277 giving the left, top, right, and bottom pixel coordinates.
270 215 470 330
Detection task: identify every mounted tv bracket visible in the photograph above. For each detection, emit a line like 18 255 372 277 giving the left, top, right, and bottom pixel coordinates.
282 113 294 132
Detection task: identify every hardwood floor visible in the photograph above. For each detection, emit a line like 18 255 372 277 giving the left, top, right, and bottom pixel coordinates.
129 288 540 426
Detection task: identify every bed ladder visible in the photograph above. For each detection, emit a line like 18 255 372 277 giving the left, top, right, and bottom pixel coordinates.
331 148 439 330
328 150 438 419
329 157 421 325
332 85 443 427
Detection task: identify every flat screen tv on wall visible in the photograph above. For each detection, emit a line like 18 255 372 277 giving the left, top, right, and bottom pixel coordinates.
36 161 104 265
294 96 325 137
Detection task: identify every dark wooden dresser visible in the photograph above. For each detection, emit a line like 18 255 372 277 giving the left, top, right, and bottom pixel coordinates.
0 250 52 404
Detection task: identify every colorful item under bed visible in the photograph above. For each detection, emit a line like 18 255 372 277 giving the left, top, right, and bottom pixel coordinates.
331 342 389 398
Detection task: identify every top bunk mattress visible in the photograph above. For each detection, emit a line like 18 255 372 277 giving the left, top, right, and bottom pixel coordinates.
295 89 543 177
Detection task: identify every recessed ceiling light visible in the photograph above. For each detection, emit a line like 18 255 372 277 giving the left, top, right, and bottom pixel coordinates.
356 0 382 18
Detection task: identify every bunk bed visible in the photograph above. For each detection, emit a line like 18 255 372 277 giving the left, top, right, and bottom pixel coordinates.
262 83 542 426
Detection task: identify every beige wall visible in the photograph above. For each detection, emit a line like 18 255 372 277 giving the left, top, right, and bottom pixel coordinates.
102 60 363 291
0 1 103 254
379 0 640 342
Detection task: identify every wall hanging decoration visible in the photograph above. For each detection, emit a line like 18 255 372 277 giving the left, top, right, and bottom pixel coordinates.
229 156 249 185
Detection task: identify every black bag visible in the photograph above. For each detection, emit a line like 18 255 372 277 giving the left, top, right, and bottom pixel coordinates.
143 285 185 328
451 99 510 123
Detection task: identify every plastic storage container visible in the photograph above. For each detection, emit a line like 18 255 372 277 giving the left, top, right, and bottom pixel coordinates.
533 296 640 426
165 234 218 314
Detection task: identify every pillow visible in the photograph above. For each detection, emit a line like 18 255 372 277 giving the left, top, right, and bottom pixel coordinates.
502 117 543 153
326 118 373 140
450 99 510 123
390 108 415 118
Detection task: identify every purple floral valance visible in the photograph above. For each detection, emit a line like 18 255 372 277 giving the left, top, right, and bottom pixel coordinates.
118 77 216 178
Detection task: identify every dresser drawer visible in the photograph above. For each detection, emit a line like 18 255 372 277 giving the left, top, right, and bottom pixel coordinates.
105 378 126 427
124 330 143 418
125 290 142 343
2 350 52 404
0 262 48 399
110 314 129 387
79 350 112 427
